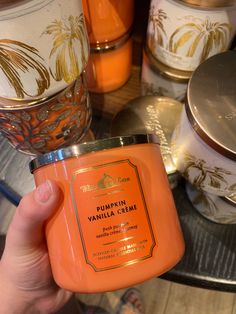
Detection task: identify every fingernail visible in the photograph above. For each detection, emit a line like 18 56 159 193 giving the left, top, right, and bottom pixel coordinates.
35 180 53 203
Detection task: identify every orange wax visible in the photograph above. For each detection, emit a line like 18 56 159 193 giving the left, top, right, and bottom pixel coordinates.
85 35 132 93
30 134 185 293
82 0 134 44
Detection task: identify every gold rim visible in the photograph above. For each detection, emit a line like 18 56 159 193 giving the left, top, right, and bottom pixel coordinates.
90 30 132 53
145 45 192 82
178 0 235 8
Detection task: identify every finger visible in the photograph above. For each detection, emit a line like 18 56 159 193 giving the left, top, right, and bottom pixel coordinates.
5 180 61 251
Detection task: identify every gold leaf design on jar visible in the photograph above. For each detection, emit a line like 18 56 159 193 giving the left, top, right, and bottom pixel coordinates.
229 183 236 193
0 39 50 99
141 81 169 97
169 17 232 62
182 153 232 190
148 7 168 50
191 189 217 216
43 14 88 84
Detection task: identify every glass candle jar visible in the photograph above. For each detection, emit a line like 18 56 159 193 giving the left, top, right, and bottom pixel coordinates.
171 51 236 196
186 182 236 224
0 0 89 101
141 46 191 101
147 0 236 71
82 0 134 44
111 96 183 189
0 75 92 155
85 33 132 93
178 0 236 8
30 134 185 293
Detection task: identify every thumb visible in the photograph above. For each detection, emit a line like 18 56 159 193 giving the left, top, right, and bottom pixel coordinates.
5 180 61 251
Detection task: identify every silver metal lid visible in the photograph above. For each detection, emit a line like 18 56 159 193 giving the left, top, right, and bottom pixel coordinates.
111 96 183 179
186 51 236 161
29 134 159 173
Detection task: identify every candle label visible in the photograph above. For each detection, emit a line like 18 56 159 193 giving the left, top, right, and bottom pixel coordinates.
70 159 156 271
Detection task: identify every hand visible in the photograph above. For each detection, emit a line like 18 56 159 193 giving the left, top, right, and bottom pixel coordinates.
0 180 72 314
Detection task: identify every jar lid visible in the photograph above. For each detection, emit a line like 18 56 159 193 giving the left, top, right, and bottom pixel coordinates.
90 31 131 53
145 45 192 82
29 134 159 173
186 51 236 161
177 0 235 8
111 96 183 185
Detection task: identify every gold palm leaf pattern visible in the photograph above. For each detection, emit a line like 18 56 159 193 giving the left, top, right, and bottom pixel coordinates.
0 39 50 98
43 14 88 84
229 183 236 193
169 18 232 62
142 81 169 97
191 189 217 217
148 6 167 49
188 187 218 218
188 184 236 224
182 153 232 190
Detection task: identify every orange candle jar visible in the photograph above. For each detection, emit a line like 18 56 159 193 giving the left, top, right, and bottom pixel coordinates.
82 0 134 44
30 134 185 293
0 76 91 155
85 34 133 93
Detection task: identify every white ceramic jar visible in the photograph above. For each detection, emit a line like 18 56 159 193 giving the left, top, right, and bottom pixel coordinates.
141 46 190 102
147 0 236 71
171 51 236 196
0 0 89 102
186 183 236 224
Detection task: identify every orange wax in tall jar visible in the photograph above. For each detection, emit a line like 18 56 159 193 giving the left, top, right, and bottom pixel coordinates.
82 0 134 44
30 134 185 293
85 34 132 93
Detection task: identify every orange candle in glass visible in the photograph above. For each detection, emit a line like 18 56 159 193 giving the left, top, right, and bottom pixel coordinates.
85 34 132 93
82 0 134 44
30 134 185 293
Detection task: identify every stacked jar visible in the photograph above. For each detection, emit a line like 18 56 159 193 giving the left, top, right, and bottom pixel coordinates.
171 51 236 224
0 0 92 155
82 0 134 93
142 0 236 101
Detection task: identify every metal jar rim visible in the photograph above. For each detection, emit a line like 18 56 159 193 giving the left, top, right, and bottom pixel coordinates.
29 134 160 173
